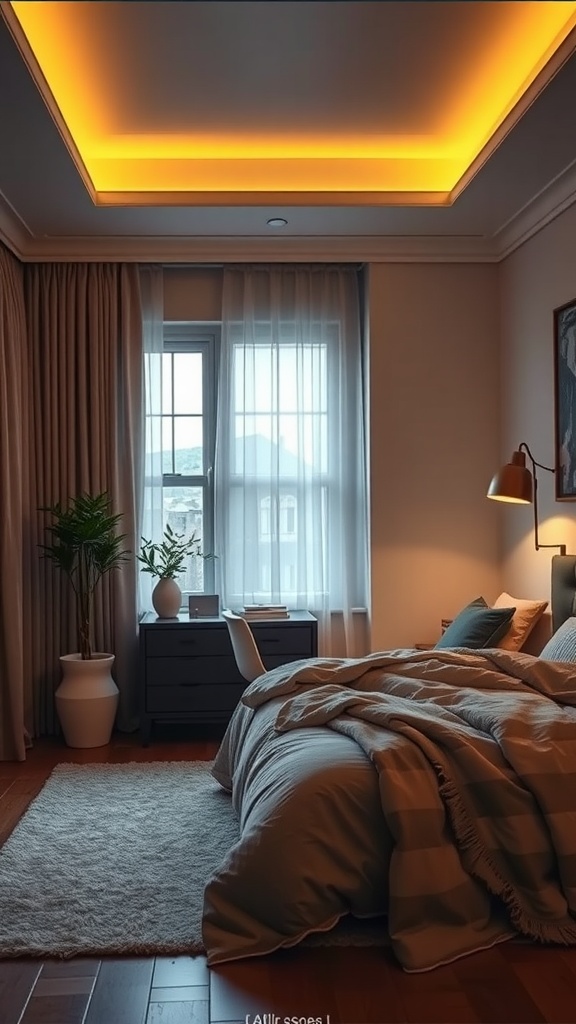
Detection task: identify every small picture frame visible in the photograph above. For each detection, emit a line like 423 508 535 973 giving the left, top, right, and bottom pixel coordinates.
188 594 220 618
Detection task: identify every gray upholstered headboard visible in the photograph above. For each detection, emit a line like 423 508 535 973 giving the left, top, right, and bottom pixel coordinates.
551 555 576 634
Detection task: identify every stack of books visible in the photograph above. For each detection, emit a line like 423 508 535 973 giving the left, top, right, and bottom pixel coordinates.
240 604 289 620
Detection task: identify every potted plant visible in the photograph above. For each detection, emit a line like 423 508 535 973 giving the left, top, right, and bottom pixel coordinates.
40 491 130 748
138 524 206 617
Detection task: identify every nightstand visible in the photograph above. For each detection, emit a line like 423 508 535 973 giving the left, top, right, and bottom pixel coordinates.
139 611 318 744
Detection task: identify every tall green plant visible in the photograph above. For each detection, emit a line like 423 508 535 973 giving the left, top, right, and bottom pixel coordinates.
39 492 130 660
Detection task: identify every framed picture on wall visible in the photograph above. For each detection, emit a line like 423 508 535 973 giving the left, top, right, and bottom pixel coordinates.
554 297 576 500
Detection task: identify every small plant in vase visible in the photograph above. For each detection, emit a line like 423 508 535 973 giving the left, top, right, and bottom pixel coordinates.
138 524 207 618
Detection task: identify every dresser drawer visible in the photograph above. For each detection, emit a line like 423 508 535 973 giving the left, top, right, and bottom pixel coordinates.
147 655 241 687
145 627 229 658
251 626 313 655
146 683 245 714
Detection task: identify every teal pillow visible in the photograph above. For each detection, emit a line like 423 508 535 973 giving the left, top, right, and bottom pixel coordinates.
435 597 515 650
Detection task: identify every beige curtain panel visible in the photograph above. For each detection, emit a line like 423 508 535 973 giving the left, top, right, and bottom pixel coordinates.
21 262 144 742
0 244 29 761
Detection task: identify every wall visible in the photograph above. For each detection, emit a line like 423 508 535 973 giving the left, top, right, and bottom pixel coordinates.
164 267 222 321
163 262 503 652
499 204 576 600
368 262 502 650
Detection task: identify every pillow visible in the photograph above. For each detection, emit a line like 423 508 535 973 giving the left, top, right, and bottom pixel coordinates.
539 616 576 662
435 597 515 650
492 592 548 651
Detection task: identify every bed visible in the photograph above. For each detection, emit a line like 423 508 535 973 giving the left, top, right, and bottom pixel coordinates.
202 557 576 971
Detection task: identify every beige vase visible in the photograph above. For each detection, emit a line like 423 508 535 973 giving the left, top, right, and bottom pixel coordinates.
56 653 119 748
152 577 182 618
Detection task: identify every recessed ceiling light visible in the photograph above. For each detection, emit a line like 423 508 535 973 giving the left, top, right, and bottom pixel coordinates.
267 218 288 227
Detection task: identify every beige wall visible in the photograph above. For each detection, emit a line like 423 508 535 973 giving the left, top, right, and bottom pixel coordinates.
499 205 576 600
164 266 223 321
368 262 502 649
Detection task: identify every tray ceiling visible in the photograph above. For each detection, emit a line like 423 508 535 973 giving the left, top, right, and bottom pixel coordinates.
1 1 576 261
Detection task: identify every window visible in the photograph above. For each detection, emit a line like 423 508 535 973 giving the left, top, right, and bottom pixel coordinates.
221 321 343 605
158 324 218 594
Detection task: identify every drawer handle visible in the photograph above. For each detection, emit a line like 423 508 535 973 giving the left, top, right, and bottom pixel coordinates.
178 681 203 687
260 638 280 644
178 640 198 647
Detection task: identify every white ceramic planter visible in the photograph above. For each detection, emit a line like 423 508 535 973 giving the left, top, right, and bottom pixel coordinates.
152 577 182 618
56 653 119 748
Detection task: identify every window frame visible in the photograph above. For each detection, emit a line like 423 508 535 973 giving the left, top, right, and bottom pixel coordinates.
162 322 220 595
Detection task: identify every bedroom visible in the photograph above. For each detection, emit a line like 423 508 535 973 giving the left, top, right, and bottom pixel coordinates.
2 1 576 1022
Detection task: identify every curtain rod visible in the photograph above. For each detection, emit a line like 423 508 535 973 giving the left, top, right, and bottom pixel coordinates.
161 262 364 270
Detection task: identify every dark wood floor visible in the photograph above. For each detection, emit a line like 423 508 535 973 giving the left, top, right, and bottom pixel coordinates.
1 728 576 1024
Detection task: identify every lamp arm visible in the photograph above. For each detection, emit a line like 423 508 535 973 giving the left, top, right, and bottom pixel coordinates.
518 441 554 474
518 442 566 556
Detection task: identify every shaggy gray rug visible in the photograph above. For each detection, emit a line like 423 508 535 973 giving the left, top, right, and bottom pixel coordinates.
0 760 387 959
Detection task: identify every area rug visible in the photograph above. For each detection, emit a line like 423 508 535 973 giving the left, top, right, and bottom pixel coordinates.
0 760 387 958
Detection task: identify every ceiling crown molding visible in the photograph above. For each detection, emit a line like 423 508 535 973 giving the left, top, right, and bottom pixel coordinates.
0 189 30 259
494 157 576 259
12 232 498 264
3 163 576 265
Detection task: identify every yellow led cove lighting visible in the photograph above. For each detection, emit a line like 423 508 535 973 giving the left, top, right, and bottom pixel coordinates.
5 0 576 206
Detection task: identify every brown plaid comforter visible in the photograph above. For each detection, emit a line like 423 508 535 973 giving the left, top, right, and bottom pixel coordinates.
242 647 576 971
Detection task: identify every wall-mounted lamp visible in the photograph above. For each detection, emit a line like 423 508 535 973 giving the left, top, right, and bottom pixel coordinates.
487 442 566 555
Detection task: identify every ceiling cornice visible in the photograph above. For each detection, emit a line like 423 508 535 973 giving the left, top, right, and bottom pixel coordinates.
2 161 576 265
0 189 30 260
2 233 498 264
493 156 576 259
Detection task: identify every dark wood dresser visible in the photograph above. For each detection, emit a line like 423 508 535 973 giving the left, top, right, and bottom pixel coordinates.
139 610 318 744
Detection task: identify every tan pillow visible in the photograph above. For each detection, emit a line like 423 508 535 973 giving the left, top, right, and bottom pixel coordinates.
492 592 548 651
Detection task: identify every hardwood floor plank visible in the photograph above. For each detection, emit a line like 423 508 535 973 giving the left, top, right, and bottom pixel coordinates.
40 958 101 979
20 991 93 1024
150 985 209 1002
263 947 359 1023
152 955 209 988
146 1000 209 1024
453 947 546 1023
394 961 480 1024
512 950 576 1023
557 945 576 972
312 947 408 1024
0 777 47 845
32 976 95 996
83 958 154 1024
0 961 42 1024
210 958 277 1022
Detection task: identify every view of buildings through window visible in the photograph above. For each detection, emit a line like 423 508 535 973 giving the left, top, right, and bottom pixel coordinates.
159 325 328 597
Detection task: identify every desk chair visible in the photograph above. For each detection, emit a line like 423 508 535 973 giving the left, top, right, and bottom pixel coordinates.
222 609 267 682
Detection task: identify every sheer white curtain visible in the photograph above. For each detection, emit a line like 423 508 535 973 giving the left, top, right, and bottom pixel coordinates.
215 264 369 656
139 265 164 614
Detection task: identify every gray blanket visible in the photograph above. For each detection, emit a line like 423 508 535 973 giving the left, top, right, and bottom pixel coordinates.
239 647 576 970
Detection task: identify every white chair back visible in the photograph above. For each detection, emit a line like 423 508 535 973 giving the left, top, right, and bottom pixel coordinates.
222 610 267 682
